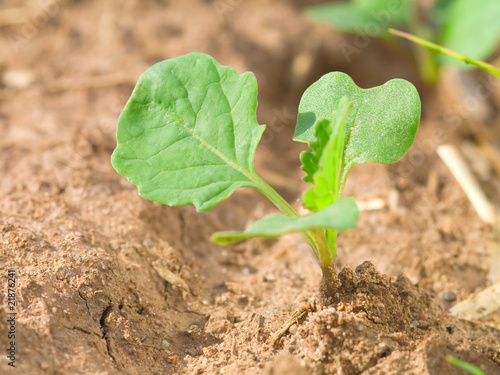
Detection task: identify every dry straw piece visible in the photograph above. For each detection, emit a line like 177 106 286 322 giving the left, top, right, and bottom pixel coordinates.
437 144 496 224
437 144 500 322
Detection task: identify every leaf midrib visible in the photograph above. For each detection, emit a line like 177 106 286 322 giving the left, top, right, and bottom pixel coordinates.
149 101 261 188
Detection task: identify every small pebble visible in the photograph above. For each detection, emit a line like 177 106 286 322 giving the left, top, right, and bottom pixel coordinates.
417 320 430 330
337 313 344 326
3 69 36 89
265 273 276 282
441 291 457 302
162 339 170 348
289 324 297 334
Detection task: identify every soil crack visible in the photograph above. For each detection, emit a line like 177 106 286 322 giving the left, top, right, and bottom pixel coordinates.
65 325 101 338
78 290 93 317
99 305 116 364
358 306 379 325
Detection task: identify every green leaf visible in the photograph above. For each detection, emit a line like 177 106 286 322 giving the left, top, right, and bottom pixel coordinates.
439 0 500 69
301 97 350 212
446 356 486 375
111 53 265 212
300 118 335 185
306 2 372 33
293 72 420 189
431 0 454 24
211 198 359 245
305 0 411 35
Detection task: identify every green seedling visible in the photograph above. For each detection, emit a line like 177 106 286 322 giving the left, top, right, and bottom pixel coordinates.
305 0 500 83
111 53 420 297
446 355 486 375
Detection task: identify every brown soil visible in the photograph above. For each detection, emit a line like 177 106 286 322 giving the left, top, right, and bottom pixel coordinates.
1 1 500 374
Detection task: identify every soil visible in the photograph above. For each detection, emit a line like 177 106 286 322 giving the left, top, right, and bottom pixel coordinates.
1 1 500 374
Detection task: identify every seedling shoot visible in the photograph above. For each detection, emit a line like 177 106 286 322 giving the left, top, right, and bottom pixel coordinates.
111 53 420 297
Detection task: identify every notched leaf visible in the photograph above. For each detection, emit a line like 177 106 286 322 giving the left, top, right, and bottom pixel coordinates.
294 71 420 190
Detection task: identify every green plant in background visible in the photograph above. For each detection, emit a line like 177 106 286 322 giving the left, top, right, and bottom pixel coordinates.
446 355 487 375
305 0 500 83
111 52 420 297
389 28 500 78
305 0 411 35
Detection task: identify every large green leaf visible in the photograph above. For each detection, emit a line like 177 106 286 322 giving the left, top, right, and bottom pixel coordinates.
305 0 411 35
211 198 359 245
293 72 420 189
111 53 265 212
439 0 500 69
301 97 350 212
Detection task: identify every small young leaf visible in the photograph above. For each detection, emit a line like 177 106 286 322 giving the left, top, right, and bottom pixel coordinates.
294 72 420 189
111 53 265 212
301 97 350 212
211 198 359 245
300 118 337 185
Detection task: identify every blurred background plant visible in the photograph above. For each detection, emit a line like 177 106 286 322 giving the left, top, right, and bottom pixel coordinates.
305 0 500 85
